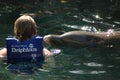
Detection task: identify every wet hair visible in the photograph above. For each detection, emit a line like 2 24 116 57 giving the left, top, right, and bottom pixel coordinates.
14 15 37 41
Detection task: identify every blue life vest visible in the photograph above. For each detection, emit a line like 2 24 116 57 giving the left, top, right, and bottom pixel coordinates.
6 36 44 64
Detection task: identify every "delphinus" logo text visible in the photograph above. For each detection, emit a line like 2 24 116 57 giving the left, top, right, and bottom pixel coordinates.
11 43 37 53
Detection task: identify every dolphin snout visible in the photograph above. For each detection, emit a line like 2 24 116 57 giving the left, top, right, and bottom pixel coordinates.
44 35 52 45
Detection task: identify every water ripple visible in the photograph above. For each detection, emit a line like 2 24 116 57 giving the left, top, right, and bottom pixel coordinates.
69 70 106 74
83 62 103 67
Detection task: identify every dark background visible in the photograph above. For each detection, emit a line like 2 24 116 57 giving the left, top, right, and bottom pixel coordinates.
0 0 120 24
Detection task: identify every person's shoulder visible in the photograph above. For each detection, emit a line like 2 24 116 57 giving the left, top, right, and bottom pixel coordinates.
35 35 43 38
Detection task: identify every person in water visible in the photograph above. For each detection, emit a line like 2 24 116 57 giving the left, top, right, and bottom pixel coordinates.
0 15 52 59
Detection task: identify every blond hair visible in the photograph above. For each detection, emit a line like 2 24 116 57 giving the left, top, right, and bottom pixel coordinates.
14 15 37 41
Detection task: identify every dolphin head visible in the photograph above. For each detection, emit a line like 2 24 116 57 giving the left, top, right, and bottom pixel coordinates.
44 35 64 46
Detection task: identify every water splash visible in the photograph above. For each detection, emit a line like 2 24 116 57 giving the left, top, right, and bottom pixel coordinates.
81 26 97 32
106 29 114 37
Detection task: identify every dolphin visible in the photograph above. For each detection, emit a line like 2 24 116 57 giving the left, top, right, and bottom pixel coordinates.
43 30 120 47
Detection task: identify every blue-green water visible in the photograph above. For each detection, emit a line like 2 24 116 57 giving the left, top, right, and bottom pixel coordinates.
0 1 120 79
0 14 120 80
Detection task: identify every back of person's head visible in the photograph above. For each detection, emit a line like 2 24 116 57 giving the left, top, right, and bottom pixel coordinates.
14 15 37 41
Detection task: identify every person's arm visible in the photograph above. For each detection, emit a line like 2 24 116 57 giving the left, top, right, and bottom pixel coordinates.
43 48 53 56
0 48 7 59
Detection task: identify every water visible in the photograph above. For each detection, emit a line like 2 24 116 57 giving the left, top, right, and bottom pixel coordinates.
0 1 120 80
0 19 120 80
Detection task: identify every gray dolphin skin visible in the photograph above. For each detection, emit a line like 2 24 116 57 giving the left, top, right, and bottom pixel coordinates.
44 31 120 47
